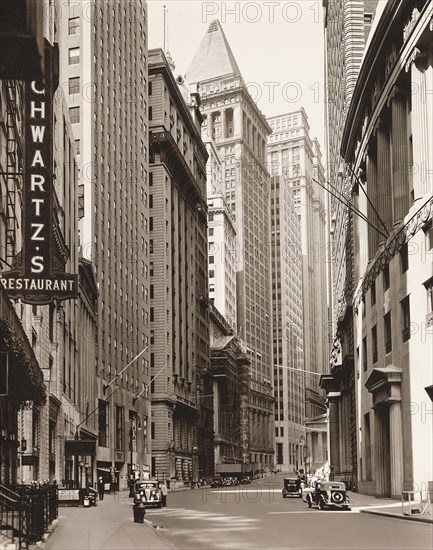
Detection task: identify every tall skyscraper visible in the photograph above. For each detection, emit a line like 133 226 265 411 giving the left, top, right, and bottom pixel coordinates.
147 49 211 481
0 0 98 490
269 175 305 472
204 135 238 331
267 110 328 425
60 0 151 486
187 20 274 470
322 0 380 485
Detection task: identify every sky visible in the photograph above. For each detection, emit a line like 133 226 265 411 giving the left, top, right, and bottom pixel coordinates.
147 0 326 148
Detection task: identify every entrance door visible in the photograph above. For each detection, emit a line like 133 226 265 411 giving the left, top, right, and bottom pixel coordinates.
375 406 391 497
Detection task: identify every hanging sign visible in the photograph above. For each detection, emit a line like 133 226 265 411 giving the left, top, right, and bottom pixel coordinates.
0 41 78 304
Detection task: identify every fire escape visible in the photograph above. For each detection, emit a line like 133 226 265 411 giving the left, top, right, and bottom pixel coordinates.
0 80 23 269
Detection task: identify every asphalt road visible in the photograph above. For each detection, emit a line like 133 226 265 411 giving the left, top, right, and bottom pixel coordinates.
146 475 433 550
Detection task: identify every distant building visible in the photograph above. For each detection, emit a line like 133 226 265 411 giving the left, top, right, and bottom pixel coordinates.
209 304 249 468
269 175 305 472
148 49 211 482
204 137 238 332
187 20 274 471
267 110 328 435
341 0 433 497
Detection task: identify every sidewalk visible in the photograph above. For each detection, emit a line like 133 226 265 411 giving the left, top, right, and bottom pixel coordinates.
40 490 173 550
348 491 433 524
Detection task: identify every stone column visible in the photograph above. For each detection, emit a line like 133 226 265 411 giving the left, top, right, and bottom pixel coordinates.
221 109 226 139
328 399 340 473
207 113 213 139
376 118 393 234
390 87 409 223
408 48 431 198
374 409 387 496
233 105 242 137
366 141 378 259
389 401 404 498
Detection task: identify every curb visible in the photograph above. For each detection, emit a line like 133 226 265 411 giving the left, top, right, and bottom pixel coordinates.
361 509 433 524
144 518 176 550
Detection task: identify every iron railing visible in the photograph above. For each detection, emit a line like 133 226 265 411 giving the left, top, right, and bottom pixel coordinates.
0 484 27 549
0 482 58 549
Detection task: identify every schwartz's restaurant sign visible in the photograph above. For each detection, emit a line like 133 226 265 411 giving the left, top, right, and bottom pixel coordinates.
0 43 78 304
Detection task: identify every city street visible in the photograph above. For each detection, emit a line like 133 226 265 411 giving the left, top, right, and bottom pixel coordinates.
44 475 432 550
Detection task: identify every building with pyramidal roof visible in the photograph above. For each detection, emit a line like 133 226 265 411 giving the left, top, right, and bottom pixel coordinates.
187 20 274 471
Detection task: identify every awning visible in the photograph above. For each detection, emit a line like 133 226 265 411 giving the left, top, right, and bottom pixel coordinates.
64 439 96 456
97 467 119 473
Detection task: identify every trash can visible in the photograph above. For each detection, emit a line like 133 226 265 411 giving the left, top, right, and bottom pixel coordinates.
133 504 146 523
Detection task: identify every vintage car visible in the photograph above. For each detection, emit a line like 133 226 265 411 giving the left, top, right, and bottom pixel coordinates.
210 478 222 488
134 480 162 508
305 481 350 510
282 477 302 498
223 477 239 486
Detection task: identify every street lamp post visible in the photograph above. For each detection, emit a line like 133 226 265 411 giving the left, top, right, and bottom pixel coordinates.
192 446 198 488
299 435 305 474
129 422 135 497
78 460 84 488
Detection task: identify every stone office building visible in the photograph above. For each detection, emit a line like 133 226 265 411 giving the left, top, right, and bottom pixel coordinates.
322 0 380 488
340 0 433 497
59 0 151 487
148 49 211 482
187 20 274 471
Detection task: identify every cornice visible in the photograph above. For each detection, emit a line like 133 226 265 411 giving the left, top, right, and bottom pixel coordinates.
353 195 433 309
342 0 433 161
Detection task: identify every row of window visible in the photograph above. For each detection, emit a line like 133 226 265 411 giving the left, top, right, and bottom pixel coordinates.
362 295 411 371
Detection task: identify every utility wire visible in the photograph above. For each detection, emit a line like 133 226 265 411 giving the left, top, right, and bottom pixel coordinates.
312 177 389 240
342 154 390 237
312 175 378 233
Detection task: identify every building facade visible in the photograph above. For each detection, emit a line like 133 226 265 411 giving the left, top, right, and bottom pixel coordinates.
59 0 151 487
341 0 433 497
187 20 274 470
210 304 249 469
267 110 328 425
206 195 238 331
322 0 380 486
0 0 97 491
148 49 211 483
269 175 305 472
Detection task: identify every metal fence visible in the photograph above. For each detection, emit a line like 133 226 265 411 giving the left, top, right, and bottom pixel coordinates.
0 481 58 549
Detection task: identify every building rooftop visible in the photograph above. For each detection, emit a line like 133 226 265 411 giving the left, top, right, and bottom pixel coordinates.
186 19 245 86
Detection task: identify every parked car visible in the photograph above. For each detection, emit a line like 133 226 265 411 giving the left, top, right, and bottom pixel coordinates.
305 481 350 510
240 476 251 485
223 477 238 487
210 478 222 488
282 477 302 498
134 480 162 508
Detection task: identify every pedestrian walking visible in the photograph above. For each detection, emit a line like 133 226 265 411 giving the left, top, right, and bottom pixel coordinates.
160 480 168 507
98 476 105 501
